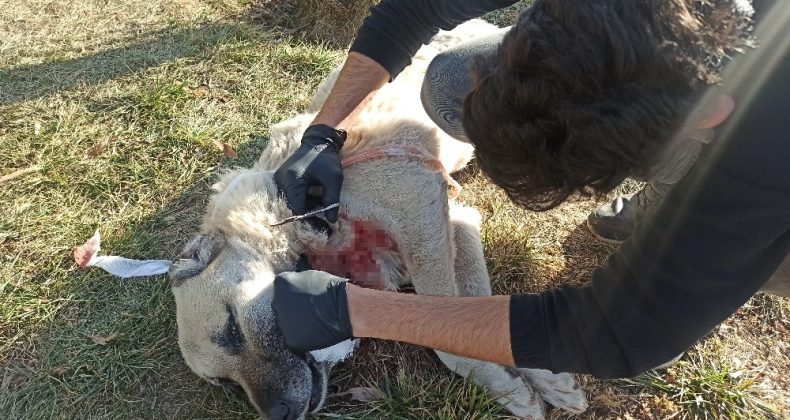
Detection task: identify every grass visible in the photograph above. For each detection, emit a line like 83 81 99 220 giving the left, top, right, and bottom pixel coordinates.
337 367 512 419
634 354 776 419
1 0 788 419
253 0 378 47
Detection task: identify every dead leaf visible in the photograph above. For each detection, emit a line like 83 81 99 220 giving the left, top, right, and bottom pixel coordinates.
8 374 27 389
52 366 69 377
91 332 119 346
212 139 237 158
191 85 209 98
594 390 622 409
329 386 384 402
214 89 230 103
85 138 111 158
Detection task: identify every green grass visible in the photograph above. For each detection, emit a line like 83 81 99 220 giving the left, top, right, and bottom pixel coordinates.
2 0 788 419
320 340 516 419
338 369 512 419
1 1 341 417
369 370 509 419
633 351 778 419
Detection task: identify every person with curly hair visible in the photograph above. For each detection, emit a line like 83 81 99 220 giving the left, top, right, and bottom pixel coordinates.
272 0 789 378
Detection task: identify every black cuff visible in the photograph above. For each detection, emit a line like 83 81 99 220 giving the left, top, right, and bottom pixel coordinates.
303 124 347 150
509 293 552 369
334 281 354 339
350 32 409 81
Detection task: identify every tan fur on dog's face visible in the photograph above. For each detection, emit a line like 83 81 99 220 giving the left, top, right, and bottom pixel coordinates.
170 172 331 420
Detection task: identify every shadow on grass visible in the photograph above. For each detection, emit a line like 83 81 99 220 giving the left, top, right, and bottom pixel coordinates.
558 222 616 287
0 22 253 106
0 0 357 108
1 137 268 418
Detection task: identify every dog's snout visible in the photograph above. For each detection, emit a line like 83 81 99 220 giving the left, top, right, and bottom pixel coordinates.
268 400 294 420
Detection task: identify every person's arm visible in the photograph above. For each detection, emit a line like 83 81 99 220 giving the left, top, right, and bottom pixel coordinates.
273 270 515 364
350 0 519 80
314 0 520 129
311 52 389 130
347 284 515 365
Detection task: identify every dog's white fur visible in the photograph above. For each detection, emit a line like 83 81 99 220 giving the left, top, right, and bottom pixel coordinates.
171 20 587 419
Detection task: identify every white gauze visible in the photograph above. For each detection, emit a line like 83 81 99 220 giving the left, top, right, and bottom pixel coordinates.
73 231 171 278
310 339 357 364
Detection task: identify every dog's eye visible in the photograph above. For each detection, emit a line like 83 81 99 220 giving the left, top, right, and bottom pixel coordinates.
211 304 245 355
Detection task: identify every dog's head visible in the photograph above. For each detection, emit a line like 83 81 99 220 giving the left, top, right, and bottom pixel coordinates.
170 170 333 419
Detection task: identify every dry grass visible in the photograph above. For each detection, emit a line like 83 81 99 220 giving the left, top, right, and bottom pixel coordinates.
252 0 377 47
1 0 788 419
249 0 530 46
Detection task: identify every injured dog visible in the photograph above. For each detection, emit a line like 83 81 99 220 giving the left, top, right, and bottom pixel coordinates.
169 20 588 420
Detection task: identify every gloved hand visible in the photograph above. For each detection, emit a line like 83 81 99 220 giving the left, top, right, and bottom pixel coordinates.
274 124 346 223
272 270 353 353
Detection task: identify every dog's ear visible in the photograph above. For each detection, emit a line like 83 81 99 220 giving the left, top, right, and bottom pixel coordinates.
169 232 226 287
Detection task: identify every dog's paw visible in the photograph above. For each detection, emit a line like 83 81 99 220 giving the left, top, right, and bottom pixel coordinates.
486 374 545 420
436 353 546 419
467 366 546 419
517 368 588 415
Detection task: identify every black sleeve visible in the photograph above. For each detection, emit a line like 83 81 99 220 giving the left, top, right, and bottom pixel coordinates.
509 37 790 378
350 0 519 79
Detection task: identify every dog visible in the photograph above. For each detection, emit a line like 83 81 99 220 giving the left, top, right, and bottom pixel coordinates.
169 20 588 419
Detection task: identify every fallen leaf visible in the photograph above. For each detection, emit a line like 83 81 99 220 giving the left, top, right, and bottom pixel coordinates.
85 138 111 158
91 332 119 346
52 366 69 377
8 374 27 389
190 85 209 98
215 89 230 103
329 386 384 402
593 389 622 409
212 139 237 158
652 395 679 413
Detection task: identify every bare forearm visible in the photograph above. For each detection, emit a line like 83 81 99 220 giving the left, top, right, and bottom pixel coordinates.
346 284 515 366
312 52 390 129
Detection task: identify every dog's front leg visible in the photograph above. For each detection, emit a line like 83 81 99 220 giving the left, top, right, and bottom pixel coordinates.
441 205 588 417
428 206 546 418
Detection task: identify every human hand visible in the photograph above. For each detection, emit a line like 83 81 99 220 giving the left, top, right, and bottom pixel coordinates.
272 270 352 353
274 125 346 222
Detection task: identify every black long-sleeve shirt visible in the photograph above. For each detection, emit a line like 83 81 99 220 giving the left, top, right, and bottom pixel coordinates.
351 0 789 378
350 0 519 78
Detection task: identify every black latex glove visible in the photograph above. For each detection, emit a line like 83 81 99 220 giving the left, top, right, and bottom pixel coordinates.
274 125 346 223
272 270 353 353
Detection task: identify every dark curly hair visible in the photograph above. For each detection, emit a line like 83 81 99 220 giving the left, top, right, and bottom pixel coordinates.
461 0 753 211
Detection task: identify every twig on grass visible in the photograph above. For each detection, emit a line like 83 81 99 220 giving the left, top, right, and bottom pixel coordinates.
0 165 41 184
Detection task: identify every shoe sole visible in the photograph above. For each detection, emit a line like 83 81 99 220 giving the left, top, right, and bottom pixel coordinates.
585 219 627 246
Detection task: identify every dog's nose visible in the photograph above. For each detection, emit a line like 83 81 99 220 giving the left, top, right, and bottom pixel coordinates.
268 400 293 420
